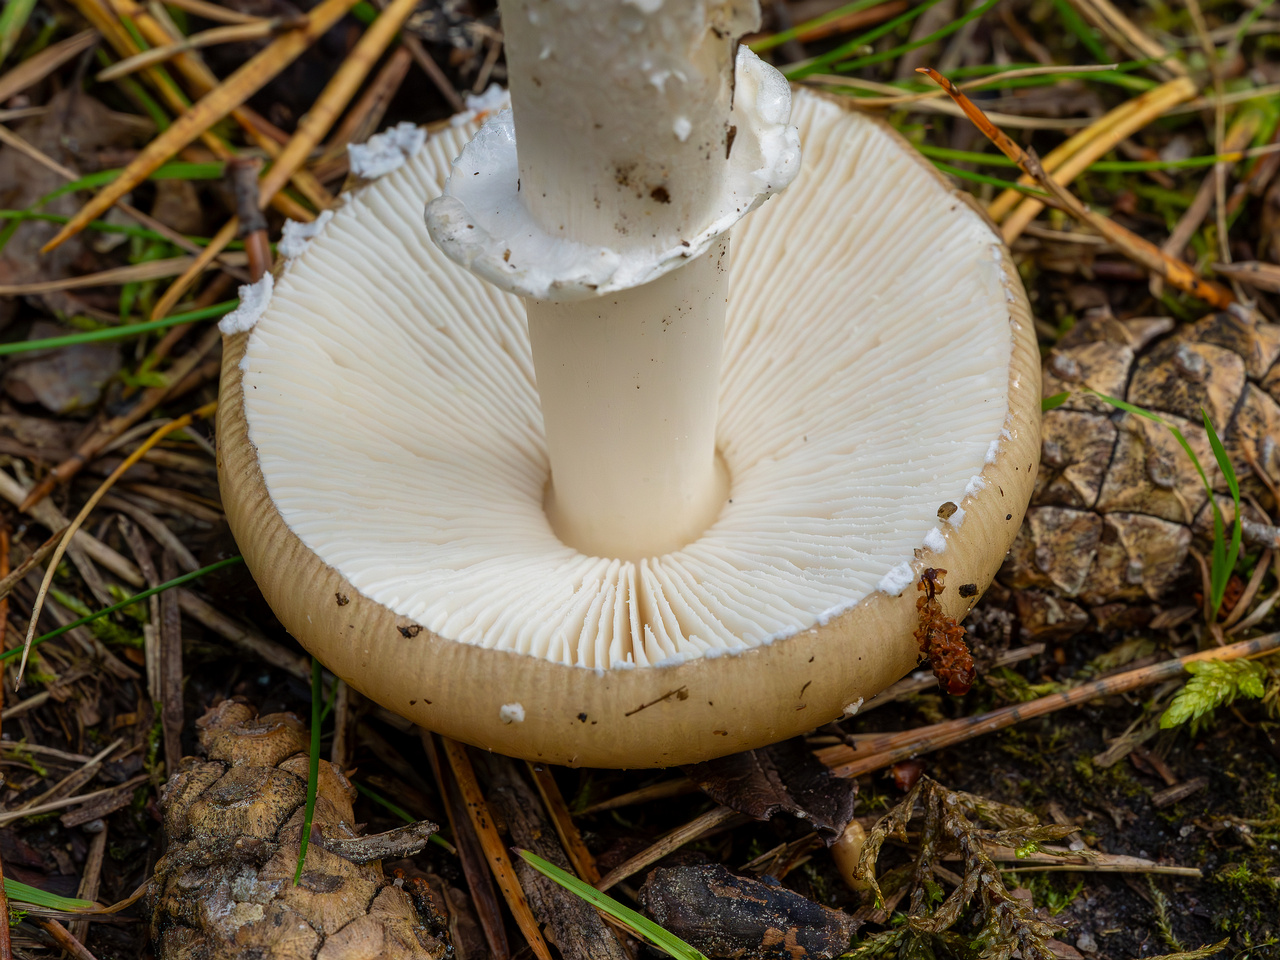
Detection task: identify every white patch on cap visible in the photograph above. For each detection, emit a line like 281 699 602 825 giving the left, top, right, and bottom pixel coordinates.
278 209 334 260
498 702 525 724
964 475 986 496
946 506 966 527
219 273 273 335
673 115 692 141
878 562 916 597
923 527 947 553
842 698 864 717
349 122 427 179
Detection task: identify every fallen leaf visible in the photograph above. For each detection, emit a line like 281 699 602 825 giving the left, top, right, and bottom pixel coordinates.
682 737 857 844
3 321 121 413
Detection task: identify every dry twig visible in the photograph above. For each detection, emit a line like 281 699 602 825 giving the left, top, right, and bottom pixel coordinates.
441 737 553 960
919 68 1236 311
43 0 360 251
18 401 218 682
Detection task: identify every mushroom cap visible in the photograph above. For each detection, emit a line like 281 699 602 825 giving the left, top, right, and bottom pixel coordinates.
217 89 1040 768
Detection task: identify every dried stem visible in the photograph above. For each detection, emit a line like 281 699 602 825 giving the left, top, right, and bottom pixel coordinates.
18 402 219 684
594 805 738 892
918 67 1237 311
43 0 360 251
20 326 222 510
998 78 1197 242
821 630 1280 778
441 737 553 960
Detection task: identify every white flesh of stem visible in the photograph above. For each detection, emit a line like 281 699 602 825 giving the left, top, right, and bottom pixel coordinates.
529 238 731 560
500 0 754 559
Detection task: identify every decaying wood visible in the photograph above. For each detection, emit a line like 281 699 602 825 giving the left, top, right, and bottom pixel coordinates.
421 732 510 960
149 700 448 960
482 755 628 960
441 737 553 960
640 864 857 960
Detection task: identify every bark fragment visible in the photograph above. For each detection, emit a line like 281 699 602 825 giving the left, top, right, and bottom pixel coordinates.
639 864 857 960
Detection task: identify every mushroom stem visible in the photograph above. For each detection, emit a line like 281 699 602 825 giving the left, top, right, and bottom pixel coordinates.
500 0 752 249
498 0 753 558
529 238 731 560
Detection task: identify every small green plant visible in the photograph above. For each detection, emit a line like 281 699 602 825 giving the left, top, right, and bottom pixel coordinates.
851 776 1077 960
1016 875 1084 916
295 657 324 885
517 849 708 960
1160 659 1266 732
49 588 144 648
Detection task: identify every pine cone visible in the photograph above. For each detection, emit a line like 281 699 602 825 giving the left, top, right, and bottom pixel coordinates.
149 700 448 960
1002 310 1280 638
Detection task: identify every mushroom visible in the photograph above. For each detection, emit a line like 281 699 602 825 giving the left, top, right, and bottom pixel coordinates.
217 1 1039 768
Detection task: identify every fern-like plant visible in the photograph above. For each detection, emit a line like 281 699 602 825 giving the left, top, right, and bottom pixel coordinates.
1160 659 1266 734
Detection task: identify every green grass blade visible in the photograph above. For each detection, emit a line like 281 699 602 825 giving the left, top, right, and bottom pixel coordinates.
835 0 1022 75
0 161 225 258
1042 392 1070 412
295 658 324 884
1090 391 1214 501
35 162 226 207
517 850 709 960
931 161 1051 198
1087 390 1243 620
0 0 37 65
354 781 416 824
1050 0 1110 61
915 144 1270 173
0 301 237 356
0 556 243 663
4 879 95 912
785 0 948 79
1202 409 1243 616
750 0 886 53
353 782 456 852
0 210 243 249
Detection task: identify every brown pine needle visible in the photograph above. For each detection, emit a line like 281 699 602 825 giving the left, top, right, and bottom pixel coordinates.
318 45 413 164
42 0 359 253
0 29 98 104
441 738 553 960
0 254 245 296
107 0 330 215
17 401 218 686
95 19 297 82
998 78 1197 241
152 0 415 317
917 67 1237 312
987 78 1196 223
150 219 239 322
526 762 602 885
159 0 266 24
257 0 419 203
594 805 738 892
63 0 235 169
